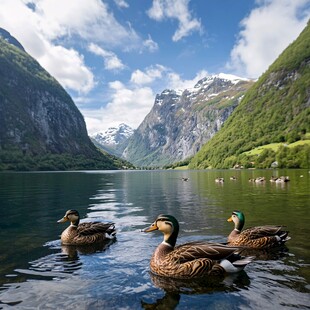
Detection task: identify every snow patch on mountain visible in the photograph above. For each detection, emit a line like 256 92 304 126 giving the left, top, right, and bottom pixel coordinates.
91 123 134 146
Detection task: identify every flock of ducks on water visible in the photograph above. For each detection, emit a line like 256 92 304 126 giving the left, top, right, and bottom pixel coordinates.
58 208 290 279
214 175 291 183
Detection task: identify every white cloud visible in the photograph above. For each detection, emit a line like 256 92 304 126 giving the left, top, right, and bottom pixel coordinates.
81 81 155 134
142 34 159 52
147 0 202 41
228 0 310 78
114 0 129 9
166 70 209 90
30 0 139 46
88 43 125 71
41 43 95 93
0 0 140 93
130 65 167 85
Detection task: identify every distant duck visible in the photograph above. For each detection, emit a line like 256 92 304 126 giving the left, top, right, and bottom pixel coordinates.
181 177 189 182
143 214 254 279
227 210 290 249
276 176 290 183
270 176 290 183
255 177 265 183
270 176 278 182
215 177 224 183
230 176 237 181
58 210 116 245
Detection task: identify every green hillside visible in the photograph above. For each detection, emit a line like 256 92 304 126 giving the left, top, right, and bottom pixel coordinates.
0 30 132 171
189 22 310 169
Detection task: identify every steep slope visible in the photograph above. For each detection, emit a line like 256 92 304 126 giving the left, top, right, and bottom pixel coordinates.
189 23 310 169
0 29 123 170
123 75 253 167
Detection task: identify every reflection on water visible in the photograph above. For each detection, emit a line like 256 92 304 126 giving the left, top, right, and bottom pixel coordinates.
0 170 309 309
147 270 251 294
141 272 251 309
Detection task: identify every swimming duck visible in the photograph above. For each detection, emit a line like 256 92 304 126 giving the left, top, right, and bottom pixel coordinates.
227 210 290 249
57 210 116 245
143 214 253 279
215 177 224 183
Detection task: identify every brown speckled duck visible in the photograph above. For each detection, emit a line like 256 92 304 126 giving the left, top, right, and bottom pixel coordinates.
57 210 116 245
227 210 290 249
143 214 253 279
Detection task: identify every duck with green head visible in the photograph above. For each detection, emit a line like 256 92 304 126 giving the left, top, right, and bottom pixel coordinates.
58 210 116 245
227 210 290 248
143 214 254 279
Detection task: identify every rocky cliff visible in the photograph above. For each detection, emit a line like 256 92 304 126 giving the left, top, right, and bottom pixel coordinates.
123 74 254 167
0 28 123 170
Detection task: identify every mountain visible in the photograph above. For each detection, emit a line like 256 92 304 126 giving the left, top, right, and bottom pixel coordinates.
189 22 310 169
91 123 134 158
0 28 25 51
123 74 254 167
92 123 134 146
0 28 129 170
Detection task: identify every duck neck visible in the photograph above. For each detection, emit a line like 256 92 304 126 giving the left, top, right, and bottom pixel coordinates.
163 227 179 248
70 219 80 227
235 219 244 232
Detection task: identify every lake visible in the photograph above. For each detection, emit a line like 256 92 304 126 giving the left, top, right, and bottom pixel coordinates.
0 169 309 309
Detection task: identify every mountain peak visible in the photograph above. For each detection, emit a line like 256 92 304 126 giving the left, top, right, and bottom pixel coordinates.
92 123 134 146
0 28 25 51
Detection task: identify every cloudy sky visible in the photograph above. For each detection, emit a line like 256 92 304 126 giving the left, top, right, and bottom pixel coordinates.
0 0 309 134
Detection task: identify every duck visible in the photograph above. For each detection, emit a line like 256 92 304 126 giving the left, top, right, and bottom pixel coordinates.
215 177 224 183
227 210 290 249
57 210 116 245
143 214 254 279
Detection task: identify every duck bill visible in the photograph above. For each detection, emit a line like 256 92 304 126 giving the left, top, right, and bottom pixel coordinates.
57 217 68 223
143 223 158 232
227 216 233 222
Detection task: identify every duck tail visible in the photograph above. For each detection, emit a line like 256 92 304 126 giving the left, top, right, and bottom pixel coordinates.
277 231 290 244
220 255 255 273
105 224 117 239
232 256 255 267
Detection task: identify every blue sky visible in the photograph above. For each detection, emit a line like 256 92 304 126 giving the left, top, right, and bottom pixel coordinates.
1 0 309 134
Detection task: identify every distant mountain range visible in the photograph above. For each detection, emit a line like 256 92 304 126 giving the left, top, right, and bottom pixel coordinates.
1 22 309 171
122 74 254 167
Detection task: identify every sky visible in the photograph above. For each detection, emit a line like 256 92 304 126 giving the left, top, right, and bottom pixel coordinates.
0 0 309 135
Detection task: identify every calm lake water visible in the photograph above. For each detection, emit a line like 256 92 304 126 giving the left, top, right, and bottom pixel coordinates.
0 169 309 309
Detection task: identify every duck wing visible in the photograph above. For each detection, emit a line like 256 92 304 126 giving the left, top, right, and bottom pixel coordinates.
241 225 286 239
77 222 115 236
167 242 241 263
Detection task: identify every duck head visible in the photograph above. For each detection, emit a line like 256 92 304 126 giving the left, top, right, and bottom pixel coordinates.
57 210 80 226
227 210 245 231
143 214 179 247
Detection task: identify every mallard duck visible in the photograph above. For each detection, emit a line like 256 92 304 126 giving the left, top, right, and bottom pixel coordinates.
143 214 253 279
57 210 116 245
227 210 290 249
